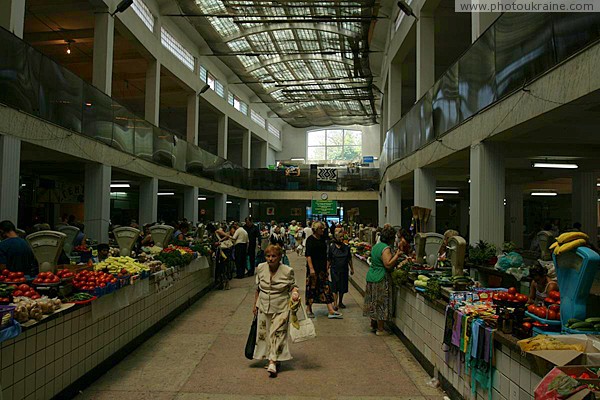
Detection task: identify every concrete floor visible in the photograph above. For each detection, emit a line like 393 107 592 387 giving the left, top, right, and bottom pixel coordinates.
77 251 447 400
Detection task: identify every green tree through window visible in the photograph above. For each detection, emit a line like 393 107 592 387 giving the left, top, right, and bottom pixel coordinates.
307 129 362 162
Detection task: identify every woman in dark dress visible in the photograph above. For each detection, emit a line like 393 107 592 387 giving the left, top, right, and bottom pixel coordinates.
328 227 354 310
305 221 342 319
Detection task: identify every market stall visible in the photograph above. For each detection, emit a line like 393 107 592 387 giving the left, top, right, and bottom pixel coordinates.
350 231 600 400
0 226 215 399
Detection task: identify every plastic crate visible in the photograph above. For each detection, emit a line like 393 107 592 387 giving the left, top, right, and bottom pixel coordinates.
115 274 131 288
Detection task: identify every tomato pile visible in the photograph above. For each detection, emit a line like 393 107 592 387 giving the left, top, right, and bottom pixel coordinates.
56 269 75 280
528 303 560 320
32 272 60 285
0 269 26 283
72 270 116 292
492 287 528 304
12 284 40 299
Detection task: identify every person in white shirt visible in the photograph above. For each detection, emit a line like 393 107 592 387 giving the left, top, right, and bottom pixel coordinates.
232 222 249 279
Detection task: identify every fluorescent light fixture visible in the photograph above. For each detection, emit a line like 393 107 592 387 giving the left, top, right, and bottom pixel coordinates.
157 192 174 196
249 202 252 208
290 158 305 162
21 184 26 187
110 192 127 196
226 201 233 204
533 162 578 169
110 183 130 188
531 192 557 196
436 190 459 194
198 197 206 201
435 198 444 202
597 183 600 187
468 179 471 184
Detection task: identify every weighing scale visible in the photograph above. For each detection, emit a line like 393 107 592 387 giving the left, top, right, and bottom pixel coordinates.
537 230 556 261
113 227 140 257
149 225 174 248
446 235 467 276
57 225 80 255
26 231 67 273
415 233 444 266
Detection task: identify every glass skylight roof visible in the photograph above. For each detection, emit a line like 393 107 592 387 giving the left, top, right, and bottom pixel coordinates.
177 0 379 127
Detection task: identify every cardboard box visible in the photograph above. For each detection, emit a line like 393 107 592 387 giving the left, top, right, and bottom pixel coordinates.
523 335 600 376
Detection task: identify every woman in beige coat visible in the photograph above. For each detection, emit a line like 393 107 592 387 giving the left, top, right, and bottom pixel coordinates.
252 244 299 377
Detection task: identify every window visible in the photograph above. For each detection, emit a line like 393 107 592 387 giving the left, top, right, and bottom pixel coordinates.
132 0 154 32
228 93 249 114
251 110 266 128
268 123 281 139
307 129 362 161
160 27 194 71
207 72 216 90
215 80 225 97
199 65 207 82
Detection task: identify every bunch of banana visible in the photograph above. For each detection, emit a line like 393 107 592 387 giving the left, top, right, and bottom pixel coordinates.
549 232 589 255
95 256 150 274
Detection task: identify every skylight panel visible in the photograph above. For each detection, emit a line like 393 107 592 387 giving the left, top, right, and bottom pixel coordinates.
228 38 251 52
196 0 226 14
207 17 239 37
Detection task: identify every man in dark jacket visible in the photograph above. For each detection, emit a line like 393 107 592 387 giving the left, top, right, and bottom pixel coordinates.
0 220 37 275
244 217 260 276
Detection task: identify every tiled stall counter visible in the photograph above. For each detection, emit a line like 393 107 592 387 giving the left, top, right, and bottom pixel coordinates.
0 258 213 400
350 258 543 400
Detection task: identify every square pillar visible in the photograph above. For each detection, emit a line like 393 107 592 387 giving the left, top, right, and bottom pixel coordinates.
215 193 227 222
469 142 504 248
388 62 402 129
145 60 161 126
414 167 436 231
0 135 21 224
572 171 598 245
84 164 111 243
217 115 228 159
0 0 25 39
471 12 500 42
92 12 114 96
242 130 252 168
187 94 199 145
183 186 199 225
416 13 435 98
506 184 524 248
385 180 402 227
139 177 158 226
240 199 250 221
379 189 386 227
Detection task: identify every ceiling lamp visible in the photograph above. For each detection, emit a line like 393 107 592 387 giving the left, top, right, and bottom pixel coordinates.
533 162 578 169
436 190 459 194
157 192 174 196
226 201 233 204
435 198 444 202
110 0 134 16
110 183 130 188
198 197 207 201
65 39 74 55
531 192 557 196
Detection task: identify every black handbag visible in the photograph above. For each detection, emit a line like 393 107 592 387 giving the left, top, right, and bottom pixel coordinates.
245 315 258 360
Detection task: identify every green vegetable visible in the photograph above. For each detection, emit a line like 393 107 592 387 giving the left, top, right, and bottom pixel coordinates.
570 321 593 329
424 278 442 302
391 269 408 287
468 241 497 265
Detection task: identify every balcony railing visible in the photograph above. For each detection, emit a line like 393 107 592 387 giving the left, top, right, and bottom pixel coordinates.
0 27 378 192
380 13 600 173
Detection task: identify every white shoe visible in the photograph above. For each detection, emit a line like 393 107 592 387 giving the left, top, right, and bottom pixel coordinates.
267 363 277 377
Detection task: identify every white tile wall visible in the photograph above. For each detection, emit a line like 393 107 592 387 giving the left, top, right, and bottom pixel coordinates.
0 265 212 400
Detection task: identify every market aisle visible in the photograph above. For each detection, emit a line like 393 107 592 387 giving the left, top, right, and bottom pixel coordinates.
77 251 446 400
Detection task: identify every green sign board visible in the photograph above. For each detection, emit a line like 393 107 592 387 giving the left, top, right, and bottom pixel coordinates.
311 200 338 215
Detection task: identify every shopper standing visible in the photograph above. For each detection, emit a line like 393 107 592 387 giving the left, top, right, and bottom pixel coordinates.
252 244 300 377
327 227 354 310
0 220 37 276
305 221 342 319
244 217 260 277
232 222 249 279
364 226 400 335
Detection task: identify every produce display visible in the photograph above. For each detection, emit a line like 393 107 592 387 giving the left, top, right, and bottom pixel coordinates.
550 232 589 255
13 296 62 323
0 270 26 283
32 272 60 285
72 270 116 292
56 269 75 280
565 317 600 331
11 284 40 299
0 284 15 303
94 256 149 275
517 335 585 352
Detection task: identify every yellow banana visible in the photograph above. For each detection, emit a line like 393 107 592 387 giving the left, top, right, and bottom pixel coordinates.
555 238 587 255
557 232 589 244
549 242 558 250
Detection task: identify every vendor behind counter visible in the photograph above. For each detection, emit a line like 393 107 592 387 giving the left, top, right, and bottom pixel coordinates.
528 263 558 305
0 220 37 276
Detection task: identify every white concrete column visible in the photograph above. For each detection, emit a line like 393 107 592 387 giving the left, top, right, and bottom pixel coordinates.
414 168 436 231
388 62 402 129
0 0 25 39
385 180 402 227
187 93 199 145
84 164 111 243
183 186 199 225
469 142 505 248
471 12 500 42
240 199 250 221
0 135 20 224
215 193 227 222
139 177 158 226
572 171 598 245
379 190 386 227
217 115 228 159
242 130 252 168
506 184 524 248
92 12 114 96
416 13 435 98
145 60 161 126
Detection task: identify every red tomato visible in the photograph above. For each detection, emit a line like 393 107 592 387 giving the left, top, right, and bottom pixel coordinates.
580 372 591 380
506 294 515 302
99 283 106 288
548 310 557 320
536 307 547 319
508 287 517 295
527 305 536 313
30 294 40 300
1 269 10 276
18 284 29 292
549 304 560 312
24 291 34 298
522 322 532 330
15 272 24 278
549 290 560 301
43 279 51 283
13 290 23 297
